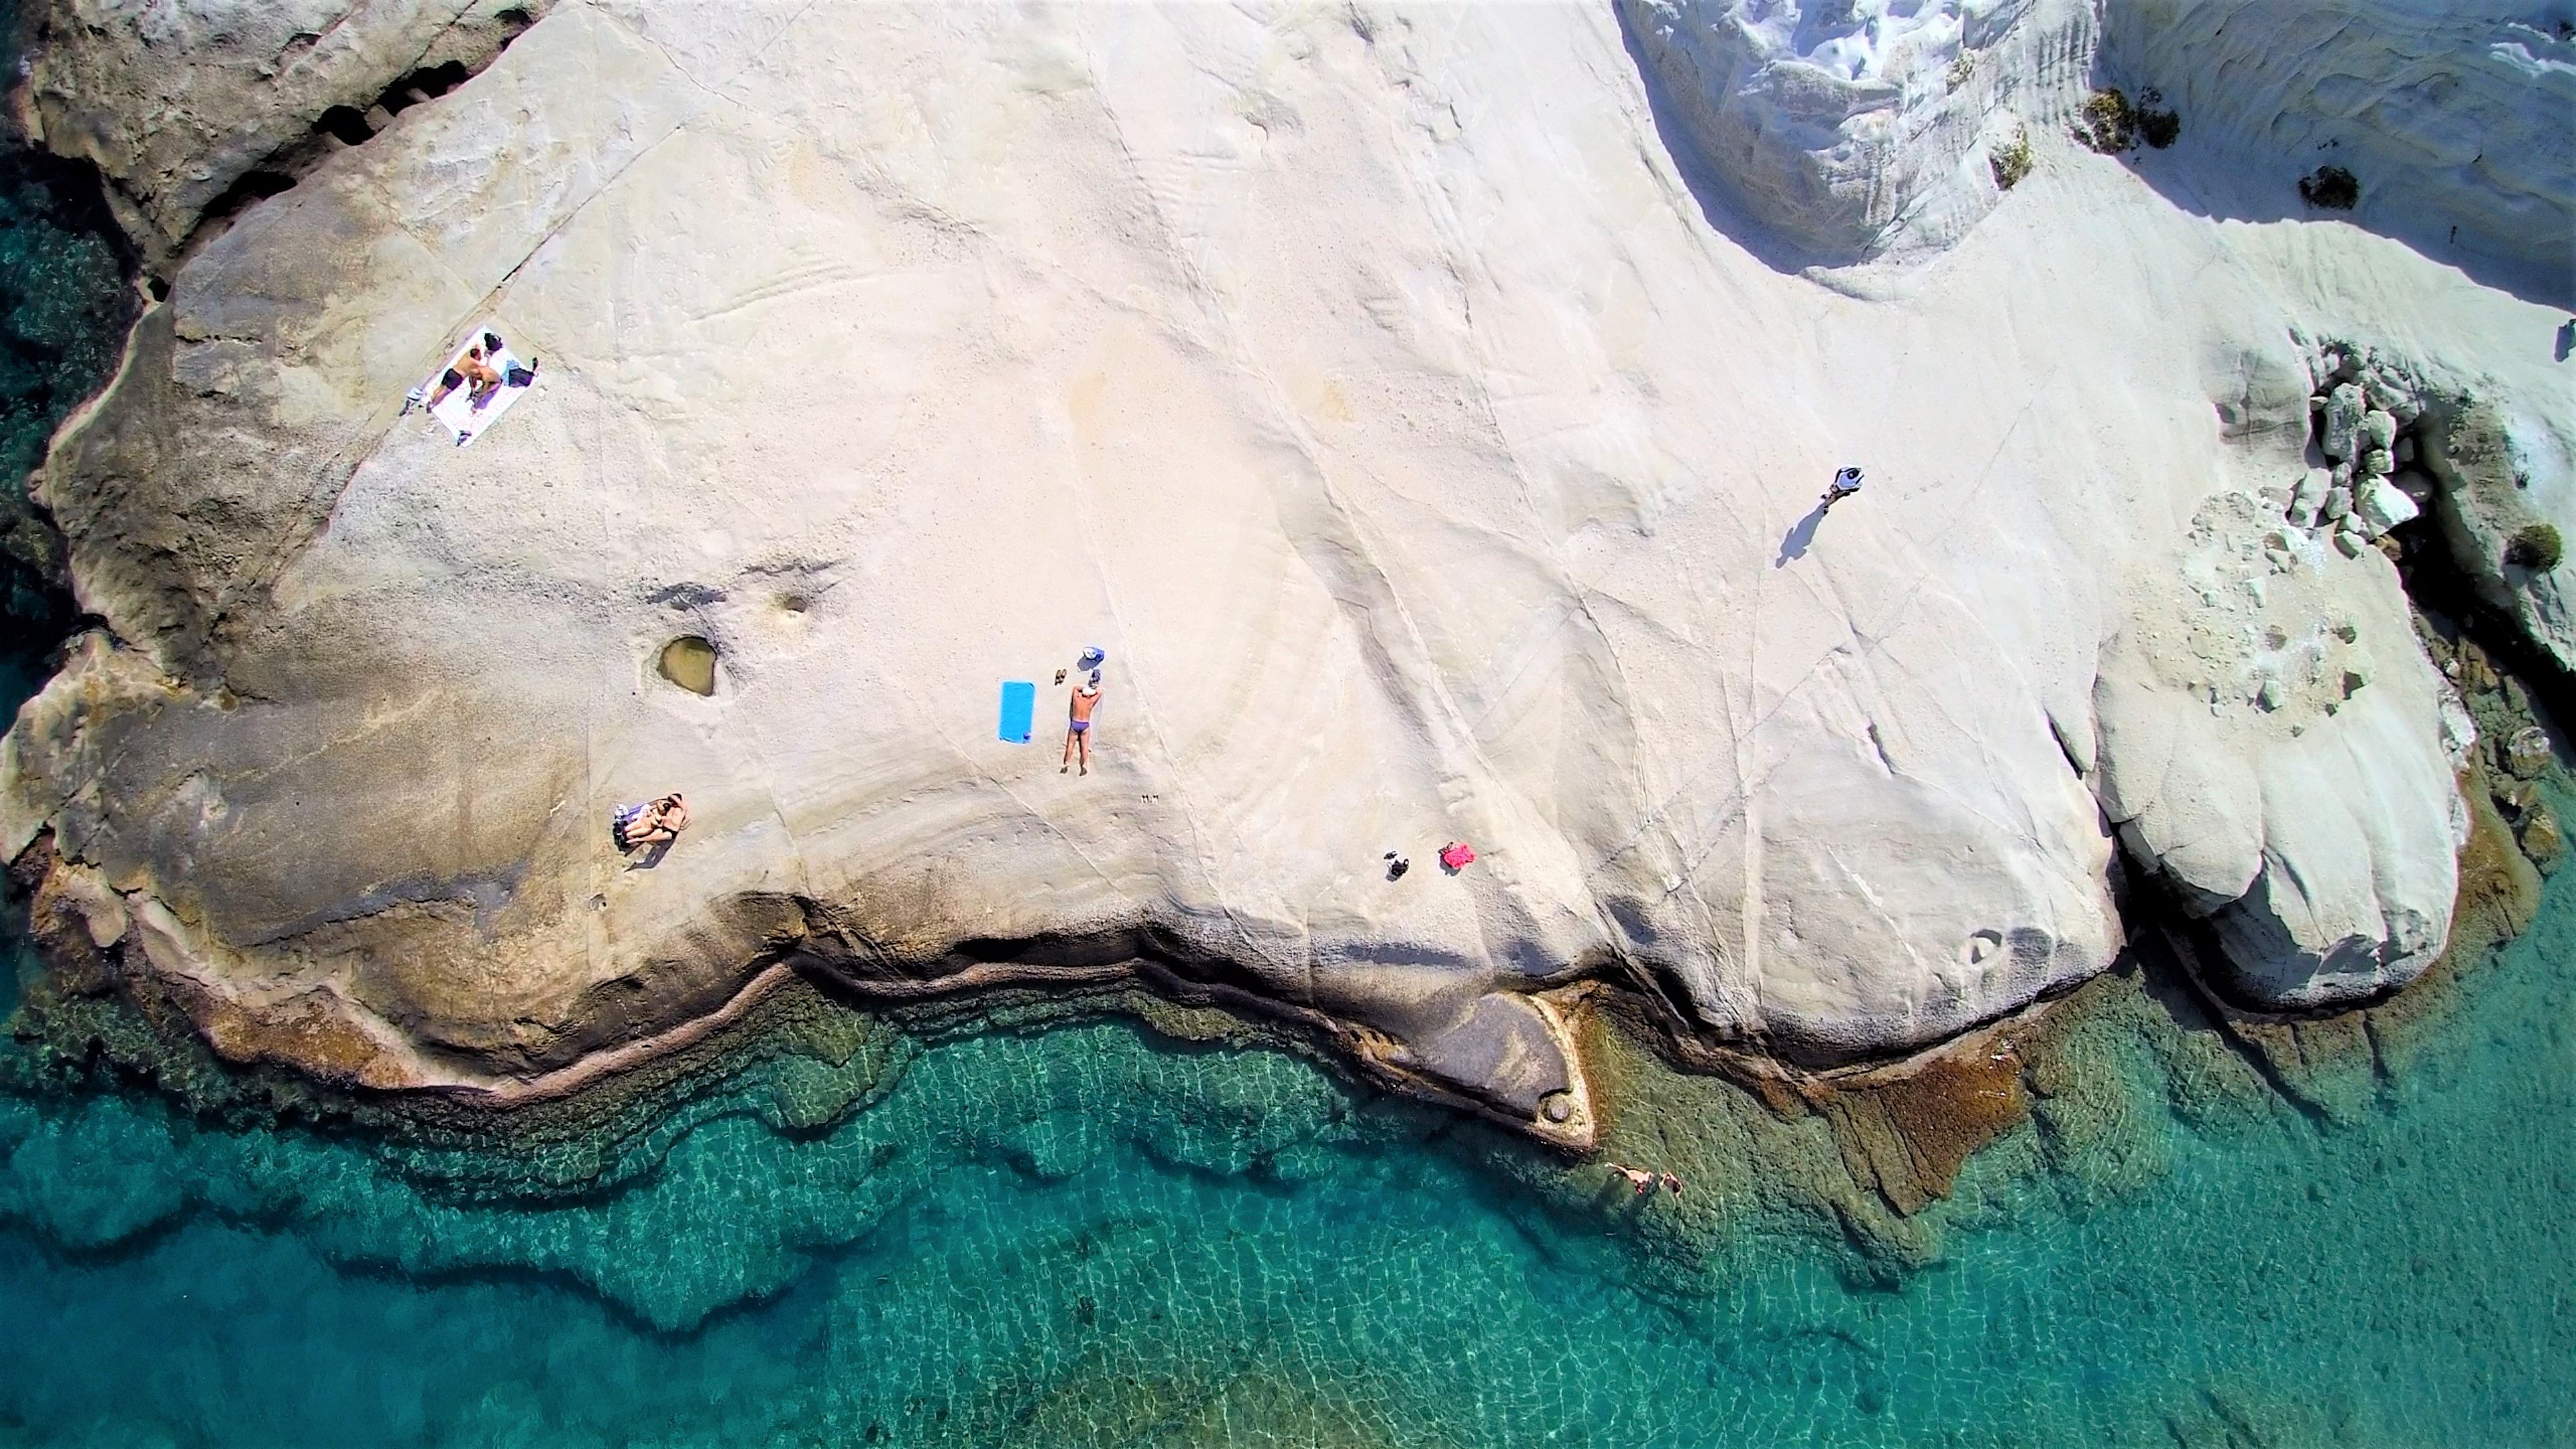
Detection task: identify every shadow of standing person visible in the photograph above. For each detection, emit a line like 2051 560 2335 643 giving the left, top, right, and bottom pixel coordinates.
1774 501 1828 568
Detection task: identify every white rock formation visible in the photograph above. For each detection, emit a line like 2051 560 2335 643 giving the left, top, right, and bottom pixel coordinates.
2353 476 2419 538
2102 0 2576 303
1 0 2569 1129
2424 394 2576 671
2096 491 2457 1006
15 0 547 260
1617 0 2094 262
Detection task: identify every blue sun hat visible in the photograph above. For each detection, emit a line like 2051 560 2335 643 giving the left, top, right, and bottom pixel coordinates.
1077 646 1106 672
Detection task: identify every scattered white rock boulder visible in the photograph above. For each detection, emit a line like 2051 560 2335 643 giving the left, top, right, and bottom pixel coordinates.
2351 476 2418 539
2289 468 2330 527
2359 410 2398 458
2420 398 2575 672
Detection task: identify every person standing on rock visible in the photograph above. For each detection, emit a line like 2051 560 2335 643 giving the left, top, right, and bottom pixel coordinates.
1062 677 1102 775
1820 466 1864 513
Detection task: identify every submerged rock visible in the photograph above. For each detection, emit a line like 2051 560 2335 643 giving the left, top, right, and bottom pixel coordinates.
2502 726 2554 781
2522 804 2564 869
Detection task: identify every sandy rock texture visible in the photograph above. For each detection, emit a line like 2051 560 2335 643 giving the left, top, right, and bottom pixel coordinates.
4 0 2568 1137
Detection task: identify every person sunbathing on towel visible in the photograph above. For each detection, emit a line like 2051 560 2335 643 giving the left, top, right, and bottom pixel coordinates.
429 344 500 409
614 793 690 852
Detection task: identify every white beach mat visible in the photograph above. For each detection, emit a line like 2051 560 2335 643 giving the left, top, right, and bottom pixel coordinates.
418 321 535 447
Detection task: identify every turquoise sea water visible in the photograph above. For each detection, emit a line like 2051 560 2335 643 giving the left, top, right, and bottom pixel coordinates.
0 852 2571 1446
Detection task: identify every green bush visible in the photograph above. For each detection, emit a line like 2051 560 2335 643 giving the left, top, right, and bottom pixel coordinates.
2506 523 2563 572
2300 165 2360 210
1990 127 2034 190
2074 89 2135 152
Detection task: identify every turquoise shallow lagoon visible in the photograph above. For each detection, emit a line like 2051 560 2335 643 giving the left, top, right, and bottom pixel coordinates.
0 857 2571 1447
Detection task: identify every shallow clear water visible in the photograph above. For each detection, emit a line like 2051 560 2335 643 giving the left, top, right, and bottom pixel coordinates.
0 857 2570 1447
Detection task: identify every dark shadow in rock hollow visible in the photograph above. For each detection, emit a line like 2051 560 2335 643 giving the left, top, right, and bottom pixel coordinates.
1611 2 1847 279
2086 46 2574 312
1774 502 1829 568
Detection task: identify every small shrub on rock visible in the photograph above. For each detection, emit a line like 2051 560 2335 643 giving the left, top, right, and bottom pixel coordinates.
2300 165 2359 210
2074 89 2135 152
1990 127 2033 190
2506 523 2563 571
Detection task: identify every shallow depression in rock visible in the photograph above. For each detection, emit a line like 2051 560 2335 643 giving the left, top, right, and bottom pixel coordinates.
655 635 718 696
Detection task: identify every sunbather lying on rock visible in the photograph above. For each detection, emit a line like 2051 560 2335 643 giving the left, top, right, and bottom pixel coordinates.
429 345 500 410
612 793 690 852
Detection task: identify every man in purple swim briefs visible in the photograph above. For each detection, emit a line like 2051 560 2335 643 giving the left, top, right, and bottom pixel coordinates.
1061 679 1102 775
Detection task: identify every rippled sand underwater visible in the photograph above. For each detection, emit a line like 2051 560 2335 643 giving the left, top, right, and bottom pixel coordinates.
1 850 2572 1449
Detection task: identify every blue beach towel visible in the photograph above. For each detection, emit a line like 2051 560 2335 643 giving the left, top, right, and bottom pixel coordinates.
998 680 1036 743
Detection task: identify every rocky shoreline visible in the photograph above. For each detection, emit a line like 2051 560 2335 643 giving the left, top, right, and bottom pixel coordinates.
3 1 2571 1175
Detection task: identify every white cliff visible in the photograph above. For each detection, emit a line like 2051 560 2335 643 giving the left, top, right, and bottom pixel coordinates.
2102 0 2576 303
3 0 2569 1138
1617 0 2096 263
